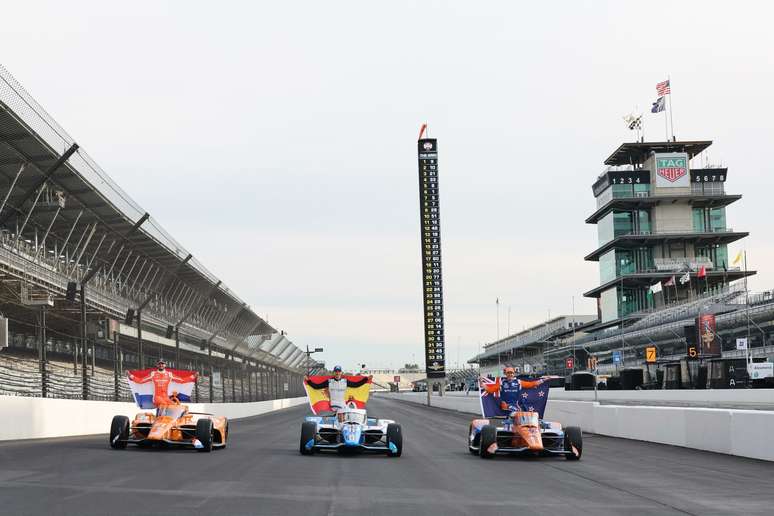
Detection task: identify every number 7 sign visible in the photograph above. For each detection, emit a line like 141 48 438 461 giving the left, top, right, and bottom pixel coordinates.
646 346 657 363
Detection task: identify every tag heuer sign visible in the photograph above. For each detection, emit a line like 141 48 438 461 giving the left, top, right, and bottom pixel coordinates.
654 152 690 187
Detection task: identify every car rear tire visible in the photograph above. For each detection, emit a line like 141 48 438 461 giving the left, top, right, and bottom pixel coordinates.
109 415 129 449
564 426 583 460
196 418 214 453
300 421 317 455
468 423 479 455
386 423 402 457
479 425 497 459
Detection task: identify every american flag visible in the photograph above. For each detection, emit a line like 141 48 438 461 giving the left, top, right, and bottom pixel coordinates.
656 80 671 96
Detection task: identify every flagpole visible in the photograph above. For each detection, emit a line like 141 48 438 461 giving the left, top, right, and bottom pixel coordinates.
667 75 675 141
663 100 669 141
744 251 751 361
572 296 576 373
496 298 500 341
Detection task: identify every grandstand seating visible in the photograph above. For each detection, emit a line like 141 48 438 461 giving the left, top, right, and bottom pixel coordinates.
0 351 288 403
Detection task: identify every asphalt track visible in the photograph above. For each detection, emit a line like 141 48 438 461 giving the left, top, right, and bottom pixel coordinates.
0 396 772 516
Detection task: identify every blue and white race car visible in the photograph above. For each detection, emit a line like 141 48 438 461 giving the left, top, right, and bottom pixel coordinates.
299 405 402 457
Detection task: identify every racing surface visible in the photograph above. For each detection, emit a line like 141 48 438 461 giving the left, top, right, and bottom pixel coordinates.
0 396 772 516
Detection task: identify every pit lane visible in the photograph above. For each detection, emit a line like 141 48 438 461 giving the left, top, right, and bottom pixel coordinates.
0 396 771 515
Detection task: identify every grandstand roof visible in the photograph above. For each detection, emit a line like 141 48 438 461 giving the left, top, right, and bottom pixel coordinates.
0 65 302 367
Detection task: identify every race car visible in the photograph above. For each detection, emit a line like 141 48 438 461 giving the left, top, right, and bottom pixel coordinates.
468 408 582 460
109 403 228 452
299 404 402 456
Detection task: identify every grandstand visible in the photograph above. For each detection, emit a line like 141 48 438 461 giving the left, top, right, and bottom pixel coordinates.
0 65 315 402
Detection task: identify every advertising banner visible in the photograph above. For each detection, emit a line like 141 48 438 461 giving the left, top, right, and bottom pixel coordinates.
418 137 446 378
654 152 690 188
696 314 720 356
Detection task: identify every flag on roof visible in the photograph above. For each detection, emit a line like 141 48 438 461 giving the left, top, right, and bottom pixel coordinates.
679 272 691 285
732 250 744 267
664 275 676 287
656 80 671 96
623 113 642 130
649 282 663 294
697 266 707 279
651 96 666 113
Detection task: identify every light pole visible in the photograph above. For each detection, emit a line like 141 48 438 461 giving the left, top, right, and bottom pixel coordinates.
305 345 324 376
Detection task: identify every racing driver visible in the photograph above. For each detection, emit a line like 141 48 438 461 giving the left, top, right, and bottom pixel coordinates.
498 366 547 412
305 365 371 411
148 359 186 407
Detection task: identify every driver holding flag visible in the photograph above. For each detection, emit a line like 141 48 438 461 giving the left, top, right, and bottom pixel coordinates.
148 359 188 407
497 366 547 412
305 366 371 411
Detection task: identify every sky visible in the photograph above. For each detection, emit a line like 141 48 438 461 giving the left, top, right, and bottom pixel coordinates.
2 1 773 372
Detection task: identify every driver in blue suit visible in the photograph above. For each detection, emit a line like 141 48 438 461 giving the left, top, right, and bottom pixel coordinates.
499 366 546 412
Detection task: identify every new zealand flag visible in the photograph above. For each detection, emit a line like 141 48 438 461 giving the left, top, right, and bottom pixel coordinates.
478 376 550 419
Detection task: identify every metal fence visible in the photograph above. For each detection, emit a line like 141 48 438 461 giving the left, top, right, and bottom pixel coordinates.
0 322 304 403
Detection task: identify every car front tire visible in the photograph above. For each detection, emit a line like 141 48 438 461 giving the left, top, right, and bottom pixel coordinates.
479 425 497 459
386 423 402 457
196 418 214 453
109 415 129 449
300 421 317 455
564 426 583 460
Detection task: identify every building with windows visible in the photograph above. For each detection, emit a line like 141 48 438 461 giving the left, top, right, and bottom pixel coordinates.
584 141 755 326
468 315 596 377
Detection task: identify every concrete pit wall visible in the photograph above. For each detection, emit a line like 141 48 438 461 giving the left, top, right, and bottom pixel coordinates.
385 391 774 462
0 395 307 441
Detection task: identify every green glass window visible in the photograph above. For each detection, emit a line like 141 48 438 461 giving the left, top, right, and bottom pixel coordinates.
611 184 632 198
709 208 726 232
613 212 634 236
633 183 650 196
693 208 706 232
637 209 651 234
715 245 728 269
693 207 726 232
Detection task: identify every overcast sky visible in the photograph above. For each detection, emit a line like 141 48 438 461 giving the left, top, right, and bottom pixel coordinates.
2 1 773 371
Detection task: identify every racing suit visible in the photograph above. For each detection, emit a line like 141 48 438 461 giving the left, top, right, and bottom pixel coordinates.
499 377 544 412
148 370 186 407
306 376 370 411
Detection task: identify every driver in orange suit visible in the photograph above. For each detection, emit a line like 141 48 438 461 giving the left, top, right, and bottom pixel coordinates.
149 360 186 407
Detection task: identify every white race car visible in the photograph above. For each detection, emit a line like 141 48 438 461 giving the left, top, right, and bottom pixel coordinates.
299 404 402 457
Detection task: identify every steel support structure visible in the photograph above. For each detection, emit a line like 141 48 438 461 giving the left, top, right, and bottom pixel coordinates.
80 283 88 399
0 143 78 226
38 306 47 397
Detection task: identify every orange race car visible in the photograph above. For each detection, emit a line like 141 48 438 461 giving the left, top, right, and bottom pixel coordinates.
109 402 228 452
109 365 228 452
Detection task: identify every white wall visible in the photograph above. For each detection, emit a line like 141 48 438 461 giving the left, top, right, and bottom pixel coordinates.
0 395 307 441
384 391 774 462
550 387 774 407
